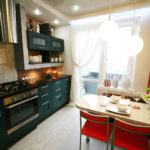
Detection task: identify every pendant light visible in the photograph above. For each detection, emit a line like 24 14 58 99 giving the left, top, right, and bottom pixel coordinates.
127 0 144 56
99 0 119 41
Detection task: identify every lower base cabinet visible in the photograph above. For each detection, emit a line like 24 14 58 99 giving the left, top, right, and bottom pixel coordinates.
0 101 8 150
38 76 71 121
40 100 51 117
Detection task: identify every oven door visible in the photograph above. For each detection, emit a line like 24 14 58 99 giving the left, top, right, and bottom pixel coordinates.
5 95 39 134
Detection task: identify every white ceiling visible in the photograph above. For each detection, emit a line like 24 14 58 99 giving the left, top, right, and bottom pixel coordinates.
15 0 150 26
44 0 144 16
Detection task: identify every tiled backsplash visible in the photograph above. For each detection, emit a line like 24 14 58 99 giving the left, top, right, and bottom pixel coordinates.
17 67 55 80
0 43 18 83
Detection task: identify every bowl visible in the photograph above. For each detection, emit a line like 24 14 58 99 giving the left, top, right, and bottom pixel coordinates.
117 103 128 112
111 95 121 103
119 99 130 106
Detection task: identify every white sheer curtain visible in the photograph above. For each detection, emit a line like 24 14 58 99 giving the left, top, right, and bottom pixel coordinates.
70 20 102 105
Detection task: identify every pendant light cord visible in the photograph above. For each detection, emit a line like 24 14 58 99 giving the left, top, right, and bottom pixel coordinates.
109 0 111 20
134 0 136 19
133 0 136 34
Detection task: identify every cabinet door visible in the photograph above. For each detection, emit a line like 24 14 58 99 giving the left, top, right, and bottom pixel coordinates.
50 36 64 52
49 80 63 112
0 101 8 149
62 77 71 105
40 100 51 117
38 84 52 119
53 95 62 111
27 30 50 51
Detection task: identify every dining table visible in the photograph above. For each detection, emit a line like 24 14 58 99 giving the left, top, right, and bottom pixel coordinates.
76 94 150 125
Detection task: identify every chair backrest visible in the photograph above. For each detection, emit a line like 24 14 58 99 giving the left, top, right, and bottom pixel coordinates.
80 111 109 124
114 118 150 135
80 110 111 144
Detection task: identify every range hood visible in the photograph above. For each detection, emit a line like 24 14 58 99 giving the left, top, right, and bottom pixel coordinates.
0 0 17 43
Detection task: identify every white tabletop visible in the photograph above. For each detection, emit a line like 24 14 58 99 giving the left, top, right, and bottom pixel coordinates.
76 94 150 125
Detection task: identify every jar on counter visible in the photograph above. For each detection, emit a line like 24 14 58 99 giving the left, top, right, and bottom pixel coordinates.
50 57 54 62
55 57 58 62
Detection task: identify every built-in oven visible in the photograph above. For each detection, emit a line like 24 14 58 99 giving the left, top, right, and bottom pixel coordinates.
4 88 39 135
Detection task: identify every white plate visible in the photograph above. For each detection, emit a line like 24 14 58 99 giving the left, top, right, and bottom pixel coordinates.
110 99 118 104
107 106 131 115
110 99 131 105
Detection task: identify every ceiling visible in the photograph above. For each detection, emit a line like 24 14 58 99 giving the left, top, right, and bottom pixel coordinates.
44 0 145 16
15 0 150 26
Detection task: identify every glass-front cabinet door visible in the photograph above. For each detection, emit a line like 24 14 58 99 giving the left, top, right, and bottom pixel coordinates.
50 36 64 52
27 30 50 51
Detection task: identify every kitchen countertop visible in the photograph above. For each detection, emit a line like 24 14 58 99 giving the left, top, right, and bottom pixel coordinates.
0 75 71 99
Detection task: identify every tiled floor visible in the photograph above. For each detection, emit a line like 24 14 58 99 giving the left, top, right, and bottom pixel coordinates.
8 106 124 150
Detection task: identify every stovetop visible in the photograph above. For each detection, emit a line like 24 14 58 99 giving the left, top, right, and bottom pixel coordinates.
0 80 31 97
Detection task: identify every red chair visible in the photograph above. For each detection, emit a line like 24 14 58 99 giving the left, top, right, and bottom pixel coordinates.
111 118 150 150
79 111 113 150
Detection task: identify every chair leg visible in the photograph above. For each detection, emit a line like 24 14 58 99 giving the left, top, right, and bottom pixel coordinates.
79 133 82 150
106 142 108 150
111 127 115 150
86 136 90 143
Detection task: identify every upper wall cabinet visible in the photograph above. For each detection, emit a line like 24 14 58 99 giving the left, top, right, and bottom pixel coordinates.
27 30 50 51
14 4 64 70
50 36 64 52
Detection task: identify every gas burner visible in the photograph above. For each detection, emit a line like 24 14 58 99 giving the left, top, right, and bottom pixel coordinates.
0 80 30 94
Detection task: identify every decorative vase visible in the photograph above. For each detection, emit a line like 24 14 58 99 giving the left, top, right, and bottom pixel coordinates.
113 77 118 88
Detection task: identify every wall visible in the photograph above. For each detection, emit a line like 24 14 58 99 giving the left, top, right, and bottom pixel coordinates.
55 7 150 92
0 43 18 83
133 7 150 91
55 25 73 75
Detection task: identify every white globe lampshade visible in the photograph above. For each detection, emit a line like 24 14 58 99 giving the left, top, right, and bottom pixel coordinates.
99 20 119 41
126 35 144 56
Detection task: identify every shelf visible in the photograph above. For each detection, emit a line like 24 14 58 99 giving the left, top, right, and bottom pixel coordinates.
27 62 64 70
29 62 64 64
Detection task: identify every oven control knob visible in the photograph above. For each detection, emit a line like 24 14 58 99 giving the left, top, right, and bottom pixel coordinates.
12 97 17 102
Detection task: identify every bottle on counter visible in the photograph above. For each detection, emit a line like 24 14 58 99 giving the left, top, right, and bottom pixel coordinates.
59 54 62 62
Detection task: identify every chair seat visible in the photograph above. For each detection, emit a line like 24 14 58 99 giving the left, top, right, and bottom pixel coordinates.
81 120 113 142
114 127 148 150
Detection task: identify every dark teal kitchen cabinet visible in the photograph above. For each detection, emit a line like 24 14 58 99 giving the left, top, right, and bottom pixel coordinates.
27 30 50 51
62 76 71 105
0 101 8 149
51 79 64 111
50 36 64 52
38 76 71 121
38 83 53 119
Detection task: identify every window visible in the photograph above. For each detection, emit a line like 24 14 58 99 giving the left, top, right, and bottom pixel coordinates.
80 48 100 95
80 26 134 95
105 26 132 81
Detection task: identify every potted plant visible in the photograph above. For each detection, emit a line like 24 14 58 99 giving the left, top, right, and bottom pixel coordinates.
143 88 150 108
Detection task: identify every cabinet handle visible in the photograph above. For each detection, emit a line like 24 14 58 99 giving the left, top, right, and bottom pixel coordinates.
55 81 61 85
38 46 46 49
41 93 49 98
55 88 61 91
42 101 49 106
55 95 61 99
41 85 48 89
